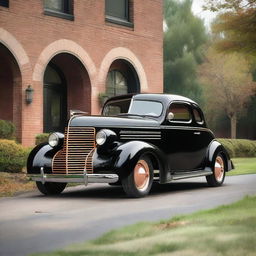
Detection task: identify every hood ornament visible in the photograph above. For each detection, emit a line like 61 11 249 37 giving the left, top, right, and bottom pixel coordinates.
70 110 88 117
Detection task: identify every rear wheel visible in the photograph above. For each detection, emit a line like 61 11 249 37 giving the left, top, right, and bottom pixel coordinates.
36 182 67 195
122 155 153 198
206 153 226 187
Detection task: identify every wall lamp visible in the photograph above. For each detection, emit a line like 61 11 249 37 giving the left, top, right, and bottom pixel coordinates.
25 85 34 104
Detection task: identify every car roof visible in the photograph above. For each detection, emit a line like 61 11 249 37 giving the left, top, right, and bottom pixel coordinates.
104 93 197 106
133 93 197 105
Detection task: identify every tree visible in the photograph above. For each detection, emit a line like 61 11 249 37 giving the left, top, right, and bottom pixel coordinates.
164 0 207 102
198 49 256 138
203 0 256 56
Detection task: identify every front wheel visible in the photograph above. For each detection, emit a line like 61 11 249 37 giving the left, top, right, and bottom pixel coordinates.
36 182 67 195
122 155 153 198
206 153 226 187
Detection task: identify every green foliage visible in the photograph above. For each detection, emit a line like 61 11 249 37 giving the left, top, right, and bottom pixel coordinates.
98 93 109 107
164 0 207 103
201 1 256 140
198 49 256 138
35 133 49 145
204 0 256 56
218 138 256 158
203 0 256 12
0 139 30 173
0 119 16 140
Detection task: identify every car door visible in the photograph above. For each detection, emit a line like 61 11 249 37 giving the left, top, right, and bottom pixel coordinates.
161 102 196 172
189 105 215 170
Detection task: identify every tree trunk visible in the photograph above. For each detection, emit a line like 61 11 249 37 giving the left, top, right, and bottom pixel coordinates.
230 114 237 139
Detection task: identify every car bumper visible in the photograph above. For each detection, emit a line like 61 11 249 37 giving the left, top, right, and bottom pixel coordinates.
28 168 119 185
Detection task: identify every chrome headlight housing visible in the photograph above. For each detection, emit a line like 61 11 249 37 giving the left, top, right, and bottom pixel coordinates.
96 130 107 145
96 129 117 147
48 132 64 148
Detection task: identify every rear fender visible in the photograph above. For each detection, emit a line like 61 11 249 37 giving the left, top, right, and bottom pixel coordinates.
206 140 234 172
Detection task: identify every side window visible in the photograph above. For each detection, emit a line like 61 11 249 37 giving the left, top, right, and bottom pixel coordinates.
169 103 191 122
193 108 203 123
193 108 204 124
105 0 133 27
44 0 74 20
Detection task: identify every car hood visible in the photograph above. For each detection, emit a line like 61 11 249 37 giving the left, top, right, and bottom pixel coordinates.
70 115 159 128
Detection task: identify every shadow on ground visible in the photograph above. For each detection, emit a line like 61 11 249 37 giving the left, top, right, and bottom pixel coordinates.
30 181 212 200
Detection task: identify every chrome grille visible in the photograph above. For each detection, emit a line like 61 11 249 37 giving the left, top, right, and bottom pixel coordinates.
52 127 96 174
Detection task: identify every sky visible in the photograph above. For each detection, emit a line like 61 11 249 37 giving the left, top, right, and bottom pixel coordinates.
191 0 217 29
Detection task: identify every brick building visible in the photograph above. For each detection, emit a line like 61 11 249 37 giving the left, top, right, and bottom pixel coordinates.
0 0 163 146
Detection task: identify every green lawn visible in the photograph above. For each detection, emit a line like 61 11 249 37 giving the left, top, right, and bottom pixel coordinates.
228 158 256 176
32 195 256 256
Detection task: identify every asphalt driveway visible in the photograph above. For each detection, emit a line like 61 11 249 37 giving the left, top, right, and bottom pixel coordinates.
0 174 256 256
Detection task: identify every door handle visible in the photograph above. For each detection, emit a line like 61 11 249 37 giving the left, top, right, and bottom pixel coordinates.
194 132 201 135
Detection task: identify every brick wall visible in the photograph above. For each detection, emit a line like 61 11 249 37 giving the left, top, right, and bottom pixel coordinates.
0 0 163 145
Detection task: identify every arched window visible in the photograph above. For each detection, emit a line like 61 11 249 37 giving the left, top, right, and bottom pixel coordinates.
106 70 128 97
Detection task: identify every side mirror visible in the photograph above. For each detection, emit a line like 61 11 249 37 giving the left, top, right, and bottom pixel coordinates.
167 112 174 122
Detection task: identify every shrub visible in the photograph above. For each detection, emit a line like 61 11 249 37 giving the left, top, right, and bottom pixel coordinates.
35 133 49 145
0 120 15 140
98 92 109 107
218 139 256 158
0 139 30 173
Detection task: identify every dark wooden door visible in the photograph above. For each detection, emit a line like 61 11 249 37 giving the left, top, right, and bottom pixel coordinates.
43 65 67 133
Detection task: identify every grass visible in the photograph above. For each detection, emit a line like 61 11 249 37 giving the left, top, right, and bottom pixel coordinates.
227 158 256 176
0 172 35 197
31 195 256 256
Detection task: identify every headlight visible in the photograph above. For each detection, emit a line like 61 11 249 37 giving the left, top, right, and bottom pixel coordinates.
96 130 107 145
96 129 117 147
48 133 60 147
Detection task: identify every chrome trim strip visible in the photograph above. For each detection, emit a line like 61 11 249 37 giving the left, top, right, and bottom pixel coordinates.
161 125 211 132
70 125 212 133
120 131 161 134
120 137 160 140
29 173 119 184
172 170 212 180
120 134 160 137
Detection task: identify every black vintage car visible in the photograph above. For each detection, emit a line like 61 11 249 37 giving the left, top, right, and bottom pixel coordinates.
27 94 234 197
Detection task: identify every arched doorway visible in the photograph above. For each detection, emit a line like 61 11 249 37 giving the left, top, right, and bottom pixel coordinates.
43 64 67 132
106 59 140 97
0 43 22 139
43 53 91 132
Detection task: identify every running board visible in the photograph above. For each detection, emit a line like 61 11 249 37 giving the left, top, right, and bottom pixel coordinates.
172 170 213 180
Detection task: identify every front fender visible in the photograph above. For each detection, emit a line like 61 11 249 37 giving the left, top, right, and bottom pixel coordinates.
112 141 170 182
27 143 59 174
206 140 234 172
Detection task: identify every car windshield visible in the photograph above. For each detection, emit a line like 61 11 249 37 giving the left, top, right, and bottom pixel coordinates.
128 100 163 117
103 98 131 116
103 98 163 117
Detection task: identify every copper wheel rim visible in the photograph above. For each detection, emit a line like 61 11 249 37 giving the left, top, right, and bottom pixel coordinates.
214 156 224 182
134 160 150 191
